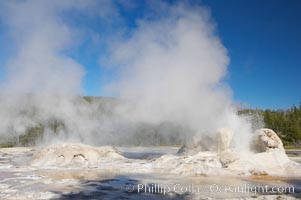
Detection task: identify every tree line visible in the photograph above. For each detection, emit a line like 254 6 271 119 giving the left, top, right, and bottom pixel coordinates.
238 103 301 147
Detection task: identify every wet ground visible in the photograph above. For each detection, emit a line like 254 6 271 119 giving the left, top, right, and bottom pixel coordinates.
0 146 300 200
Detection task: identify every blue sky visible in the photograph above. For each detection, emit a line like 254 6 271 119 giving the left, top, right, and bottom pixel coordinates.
0 0 300 109
202 0 301 109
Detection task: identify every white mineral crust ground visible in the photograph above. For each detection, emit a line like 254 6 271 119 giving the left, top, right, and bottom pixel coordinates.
0 142 300 200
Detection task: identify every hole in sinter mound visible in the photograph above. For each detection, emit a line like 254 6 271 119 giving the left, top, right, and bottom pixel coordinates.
72 154 87 163
56 155 65 163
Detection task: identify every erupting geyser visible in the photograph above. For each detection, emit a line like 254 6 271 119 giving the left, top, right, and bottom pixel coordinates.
0 0 253 149
0 1 300 199
177 128 234 155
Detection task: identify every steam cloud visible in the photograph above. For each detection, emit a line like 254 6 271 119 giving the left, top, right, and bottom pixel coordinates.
0 1 254 149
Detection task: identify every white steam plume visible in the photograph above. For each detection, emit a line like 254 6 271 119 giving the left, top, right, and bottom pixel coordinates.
0 0 86 94
105 2 253 149
0 0 98 145
0 1 255 149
